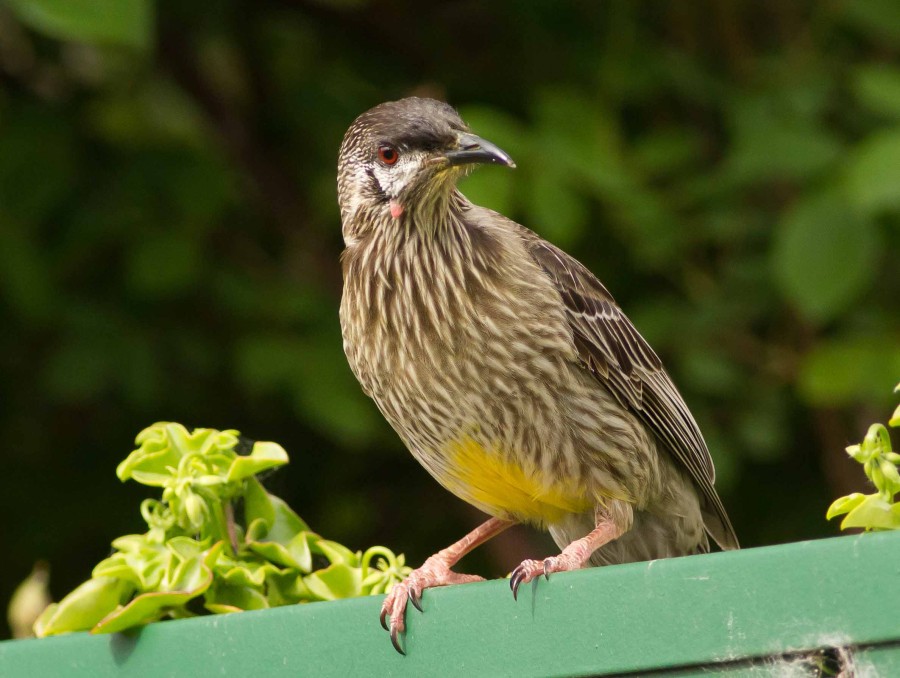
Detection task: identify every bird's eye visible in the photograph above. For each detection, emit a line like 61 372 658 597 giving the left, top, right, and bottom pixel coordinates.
377 145 399 165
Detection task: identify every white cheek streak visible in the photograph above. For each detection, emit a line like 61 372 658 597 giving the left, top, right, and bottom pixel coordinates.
377 153 425 204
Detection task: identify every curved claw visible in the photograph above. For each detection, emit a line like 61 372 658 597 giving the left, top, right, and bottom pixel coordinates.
380 607 389 631
510 568 525 601
408 587 423 613
390 625 405 656
543 559 552 580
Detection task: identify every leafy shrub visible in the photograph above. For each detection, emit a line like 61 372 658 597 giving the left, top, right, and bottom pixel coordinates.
827 385 900 531
34 423 410 637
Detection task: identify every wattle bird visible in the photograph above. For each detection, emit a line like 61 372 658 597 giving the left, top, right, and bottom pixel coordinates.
337 97 738 654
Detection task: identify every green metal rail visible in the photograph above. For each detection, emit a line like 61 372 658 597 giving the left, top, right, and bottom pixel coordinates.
2 532 898 677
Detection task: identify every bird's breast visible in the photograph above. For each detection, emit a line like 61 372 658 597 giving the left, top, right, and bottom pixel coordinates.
340 229 623 523
341 229 575 400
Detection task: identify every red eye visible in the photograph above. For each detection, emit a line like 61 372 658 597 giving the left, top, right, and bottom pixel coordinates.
378 145 399 165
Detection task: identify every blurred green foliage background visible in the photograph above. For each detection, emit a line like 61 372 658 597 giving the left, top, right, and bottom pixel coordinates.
1 0 899 639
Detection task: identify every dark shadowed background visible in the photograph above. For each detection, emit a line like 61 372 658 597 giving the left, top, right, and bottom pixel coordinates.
2 0 899 639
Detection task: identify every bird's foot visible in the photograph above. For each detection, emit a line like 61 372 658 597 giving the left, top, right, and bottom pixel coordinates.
380 556 484 655
509 547 589 600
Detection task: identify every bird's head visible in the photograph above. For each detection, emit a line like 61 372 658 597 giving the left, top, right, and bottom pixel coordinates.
337 97 514 238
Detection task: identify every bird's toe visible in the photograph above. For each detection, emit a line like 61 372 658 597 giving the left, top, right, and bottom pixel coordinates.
509 559 545 600
380 584 409 654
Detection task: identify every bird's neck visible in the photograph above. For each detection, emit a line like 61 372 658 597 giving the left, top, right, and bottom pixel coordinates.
408 188 470 238
346 188 475 256
341 189 500 343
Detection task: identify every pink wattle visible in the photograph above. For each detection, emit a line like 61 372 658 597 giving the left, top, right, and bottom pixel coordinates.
390 200 404 219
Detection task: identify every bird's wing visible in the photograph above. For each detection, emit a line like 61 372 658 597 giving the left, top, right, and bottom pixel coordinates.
524 235 739 550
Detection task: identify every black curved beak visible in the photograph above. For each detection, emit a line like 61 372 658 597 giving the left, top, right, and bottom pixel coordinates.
445 132 516 168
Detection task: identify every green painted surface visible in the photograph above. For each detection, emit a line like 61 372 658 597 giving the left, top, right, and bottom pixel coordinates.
2 532 898 677
854 644 900 674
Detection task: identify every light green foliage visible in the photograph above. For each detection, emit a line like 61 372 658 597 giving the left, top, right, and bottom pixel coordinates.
33 423 410 637
827 386 900 531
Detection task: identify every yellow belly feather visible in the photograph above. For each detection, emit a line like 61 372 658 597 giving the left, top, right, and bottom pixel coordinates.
444 436 593 524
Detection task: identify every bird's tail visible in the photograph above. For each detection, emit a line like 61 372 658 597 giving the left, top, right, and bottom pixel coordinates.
701 489 740 551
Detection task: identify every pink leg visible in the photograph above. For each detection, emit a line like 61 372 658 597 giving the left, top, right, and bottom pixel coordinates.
381 517 512 654
509 515 623 600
